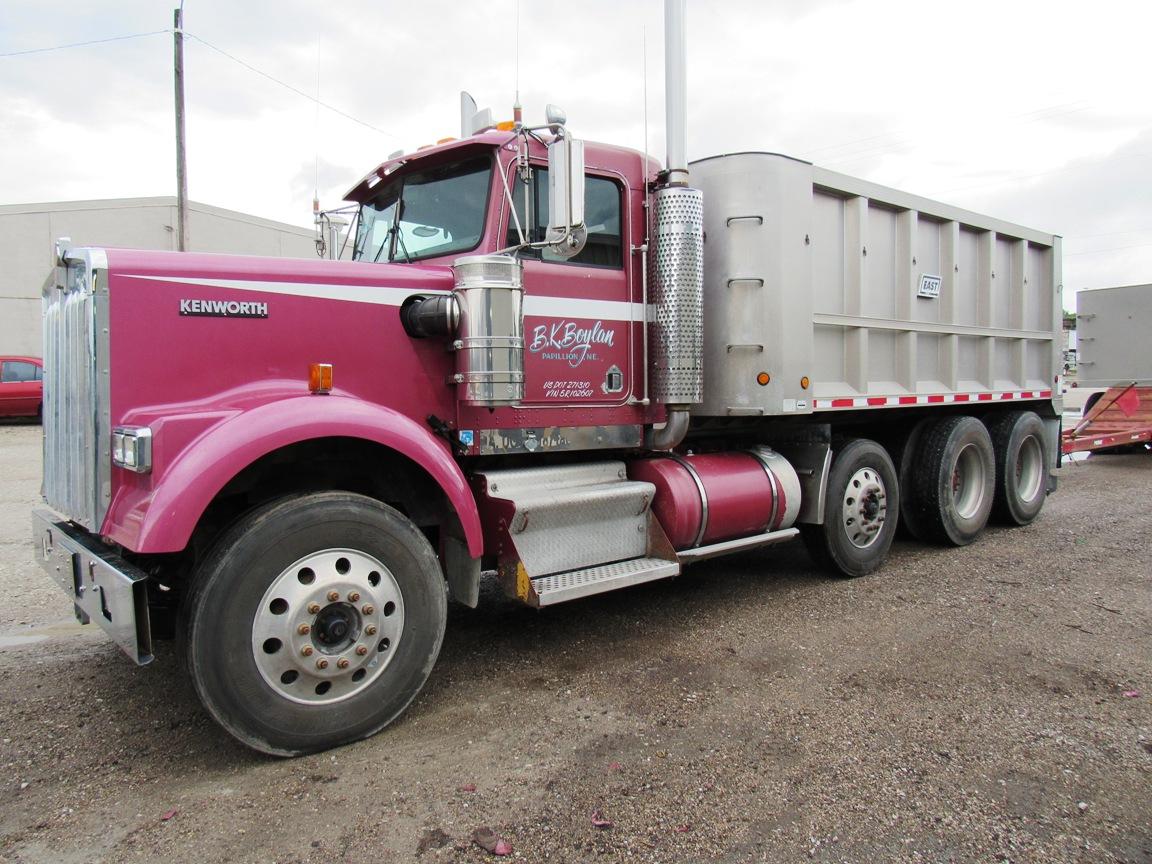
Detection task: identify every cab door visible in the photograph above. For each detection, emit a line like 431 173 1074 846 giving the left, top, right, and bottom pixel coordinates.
502 163 636 407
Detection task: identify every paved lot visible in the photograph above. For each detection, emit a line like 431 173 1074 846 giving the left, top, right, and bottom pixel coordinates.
0 423 1149 863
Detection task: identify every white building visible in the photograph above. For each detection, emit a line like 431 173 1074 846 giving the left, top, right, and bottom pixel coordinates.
0 197 317 356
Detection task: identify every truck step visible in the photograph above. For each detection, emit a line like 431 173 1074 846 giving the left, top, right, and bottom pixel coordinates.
531 557 680 606
478 462 656 576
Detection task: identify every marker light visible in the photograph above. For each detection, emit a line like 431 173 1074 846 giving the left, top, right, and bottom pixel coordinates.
112 427 153 473
800 376 810 390
495 120 516 131
309 363 333 394
756 372 771 386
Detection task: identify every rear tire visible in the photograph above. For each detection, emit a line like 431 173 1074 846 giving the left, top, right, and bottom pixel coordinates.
182 492 447 756
985 411 1048 526
892 417 933 541
801 438 899 578
905 415 995 546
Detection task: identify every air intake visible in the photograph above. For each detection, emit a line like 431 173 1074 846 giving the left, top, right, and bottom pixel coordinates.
451 254 524 406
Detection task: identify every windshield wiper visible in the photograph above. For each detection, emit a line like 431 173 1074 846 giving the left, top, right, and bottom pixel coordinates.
390 198 412 263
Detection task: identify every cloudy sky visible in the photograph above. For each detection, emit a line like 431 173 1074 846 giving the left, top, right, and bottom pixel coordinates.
3 0 1150 310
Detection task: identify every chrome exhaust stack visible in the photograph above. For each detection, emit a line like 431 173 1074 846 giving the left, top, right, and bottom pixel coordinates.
645 0 703 450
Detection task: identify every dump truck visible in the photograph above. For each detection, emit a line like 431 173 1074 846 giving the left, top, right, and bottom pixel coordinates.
32 1 1062 754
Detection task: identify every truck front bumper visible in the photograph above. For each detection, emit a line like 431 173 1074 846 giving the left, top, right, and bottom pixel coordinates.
32 508 153 665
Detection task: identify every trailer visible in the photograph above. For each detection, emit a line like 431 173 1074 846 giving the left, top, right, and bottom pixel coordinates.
1062 284 1152 454
31 1 1062 755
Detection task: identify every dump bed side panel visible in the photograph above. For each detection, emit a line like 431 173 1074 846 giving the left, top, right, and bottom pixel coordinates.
690 153 1061 417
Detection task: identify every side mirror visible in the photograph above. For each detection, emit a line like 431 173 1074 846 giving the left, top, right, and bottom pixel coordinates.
545 135 587 259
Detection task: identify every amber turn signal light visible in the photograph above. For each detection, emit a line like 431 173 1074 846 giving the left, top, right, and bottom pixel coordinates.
800 376 810 389
756 372 771 386
309 363 333 394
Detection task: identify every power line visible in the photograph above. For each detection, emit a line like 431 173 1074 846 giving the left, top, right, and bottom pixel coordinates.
1 26 394 141
1069 225 1152 241
0 29 170 57
1066 242 1152 257
183 31 396 140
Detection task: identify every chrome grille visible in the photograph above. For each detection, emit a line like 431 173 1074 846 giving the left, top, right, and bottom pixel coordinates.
41 248 109 530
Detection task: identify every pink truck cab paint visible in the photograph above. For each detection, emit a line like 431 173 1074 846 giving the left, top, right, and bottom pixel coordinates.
31 2 1062 756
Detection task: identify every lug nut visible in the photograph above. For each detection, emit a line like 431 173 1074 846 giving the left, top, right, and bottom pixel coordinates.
327 591 340 602
297 623 311 635
362 604 375 615
348 591 361 602
307 602 321 614
301 645 314 657
316 658 329 670
355 645 368 656
337 658 350 669
365 625 378 636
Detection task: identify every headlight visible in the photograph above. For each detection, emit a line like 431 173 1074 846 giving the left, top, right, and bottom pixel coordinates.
112 427 152 473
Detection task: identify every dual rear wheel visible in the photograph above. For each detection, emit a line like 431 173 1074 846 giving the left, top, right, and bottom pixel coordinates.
806 411 1049 577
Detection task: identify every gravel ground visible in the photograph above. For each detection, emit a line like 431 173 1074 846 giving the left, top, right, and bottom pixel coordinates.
0 423 1149 864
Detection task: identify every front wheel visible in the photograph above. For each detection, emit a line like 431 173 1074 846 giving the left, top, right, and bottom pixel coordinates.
182 492 447 756
802 438 900 578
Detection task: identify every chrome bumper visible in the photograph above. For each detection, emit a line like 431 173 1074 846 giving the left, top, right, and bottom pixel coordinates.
32 508 153 665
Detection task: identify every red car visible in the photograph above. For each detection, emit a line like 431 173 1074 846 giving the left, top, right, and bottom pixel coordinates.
0 356 43 420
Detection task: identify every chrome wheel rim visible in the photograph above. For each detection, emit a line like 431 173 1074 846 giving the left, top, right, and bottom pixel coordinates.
952 444 987 519
841 467 887 549
252 548 404 705
1016 435 1044 503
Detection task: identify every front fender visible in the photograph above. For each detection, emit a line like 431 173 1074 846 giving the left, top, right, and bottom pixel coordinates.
103 396 482 557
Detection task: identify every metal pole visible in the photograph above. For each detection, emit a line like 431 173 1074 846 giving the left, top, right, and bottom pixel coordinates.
664 0 688 185
174 5 188 251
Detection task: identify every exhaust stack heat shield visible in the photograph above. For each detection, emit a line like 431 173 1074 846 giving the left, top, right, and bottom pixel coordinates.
648 186 704 404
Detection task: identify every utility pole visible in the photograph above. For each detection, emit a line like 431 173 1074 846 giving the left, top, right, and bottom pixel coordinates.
174 4 188 251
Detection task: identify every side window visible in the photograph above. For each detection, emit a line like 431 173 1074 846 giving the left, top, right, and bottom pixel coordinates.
505 168 623 268
2 362 38 383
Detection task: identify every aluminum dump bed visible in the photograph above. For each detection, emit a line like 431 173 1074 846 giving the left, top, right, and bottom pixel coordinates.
1075 284 1152 386
689 152 1061 417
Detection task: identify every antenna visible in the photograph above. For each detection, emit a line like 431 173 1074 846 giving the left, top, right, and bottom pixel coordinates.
642 26 648 168
313 34 321 211
513 0 522 125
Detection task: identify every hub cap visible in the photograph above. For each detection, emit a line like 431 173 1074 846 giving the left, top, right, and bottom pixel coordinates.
841 467 887 548
252 549 404 705
952 444 987 519
1016 435 1044 503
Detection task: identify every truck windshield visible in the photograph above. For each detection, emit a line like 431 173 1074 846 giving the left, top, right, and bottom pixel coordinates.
353 155 492 263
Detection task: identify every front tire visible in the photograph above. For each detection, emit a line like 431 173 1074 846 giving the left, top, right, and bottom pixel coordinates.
802 438 899 578
182 492 447 756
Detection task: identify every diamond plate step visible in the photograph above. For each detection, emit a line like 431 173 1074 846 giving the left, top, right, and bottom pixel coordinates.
531 557 680 606
478 462 655 576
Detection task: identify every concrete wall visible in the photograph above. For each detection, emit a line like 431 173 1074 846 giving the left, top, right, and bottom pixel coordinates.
0 198 317 356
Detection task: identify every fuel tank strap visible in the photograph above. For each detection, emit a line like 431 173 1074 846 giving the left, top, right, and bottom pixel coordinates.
746 449 781 531
665 454 708 548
